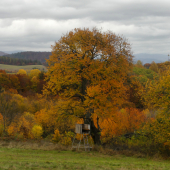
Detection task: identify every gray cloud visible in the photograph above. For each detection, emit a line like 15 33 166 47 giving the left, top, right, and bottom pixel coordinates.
1 0 170 20
0 0 170 55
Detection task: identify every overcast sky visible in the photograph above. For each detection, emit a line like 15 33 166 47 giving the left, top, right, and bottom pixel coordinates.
0 0 170 55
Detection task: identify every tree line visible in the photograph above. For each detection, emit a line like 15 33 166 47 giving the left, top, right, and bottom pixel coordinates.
4 51 51 65
0 56 42 65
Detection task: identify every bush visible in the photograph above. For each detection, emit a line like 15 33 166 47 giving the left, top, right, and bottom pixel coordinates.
52 129 61 143
7 123 17 136
60 131 74 146
32 125 43 139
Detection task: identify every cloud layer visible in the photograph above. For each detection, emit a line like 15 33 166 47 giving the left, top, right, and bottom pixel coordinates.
0 0 170 54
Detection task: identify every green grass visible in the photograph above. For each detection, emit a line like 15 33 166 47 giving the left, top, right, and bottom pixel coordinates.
0 147 169 170
0 64 47 72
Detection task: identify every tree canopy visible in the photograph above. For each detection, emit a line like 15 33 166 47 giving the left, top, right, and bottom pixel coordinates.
44 28 133 144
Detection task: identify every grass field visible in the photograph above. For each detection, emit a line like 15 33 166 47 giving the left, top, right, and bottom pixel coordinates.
0 64 47 72
0 147 169 170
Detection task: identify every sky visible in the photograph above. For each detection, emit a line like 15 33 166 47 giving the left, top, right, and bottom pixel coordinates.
0 0 170 55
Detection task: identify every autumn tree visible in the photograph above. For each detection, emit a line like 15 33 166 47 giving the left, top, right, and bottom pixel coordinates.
0 72 12 90
135 60 144 68
28 69 41 79
16 74 31 94
157 61 170 75
142 69 170 111
44 28 133 144
8 74 20 91
0 92 24 133
149 61 159 73
17 69 27 75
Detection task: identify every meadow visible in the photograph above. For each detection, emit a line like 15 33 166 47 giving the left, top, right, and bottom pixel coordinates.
0 141 169 170
0 64 47 72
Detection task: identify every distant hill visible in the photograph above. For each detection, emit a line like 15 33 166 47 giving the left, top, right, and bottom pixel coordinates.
134 53 168 64
0 51 8 56
3 50 24 54
4 51 51 65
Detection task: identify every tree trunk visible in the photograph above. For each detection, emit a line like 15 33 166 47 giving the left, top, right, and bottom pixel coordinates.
90 119 101 145
84 110 101 145
81 76 101 144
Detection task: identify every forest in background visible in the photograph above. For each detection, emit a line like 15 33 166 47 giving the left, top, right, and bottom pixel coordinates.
1 28 170 157
3 51 51 65
0 56 42 66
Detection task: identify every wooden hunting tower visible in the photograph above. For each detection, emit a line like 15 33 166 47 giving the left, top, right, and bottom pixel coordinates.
72 124 92 151
75 124 90 134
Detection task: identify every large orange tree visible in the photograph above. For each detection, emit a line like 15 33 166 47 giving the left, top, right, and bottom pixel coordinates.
44 28 133 144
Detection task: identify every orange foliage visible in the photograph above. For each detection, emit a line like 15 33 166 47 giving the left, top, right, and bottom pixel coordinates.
7 122 17 136
93 108 146 143
8 88 18 94
7 112 36 139
0 113 3 123
35 107 77 135
0 70 6 74
0 73 12 90
35 109 56 132
8 74 20 90
52 129 61 142
76 118 84 124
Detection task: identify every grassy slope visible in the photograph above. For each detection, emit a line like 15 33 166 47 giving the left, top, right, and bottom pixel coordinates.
0 64 47 72
0 147 169 170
